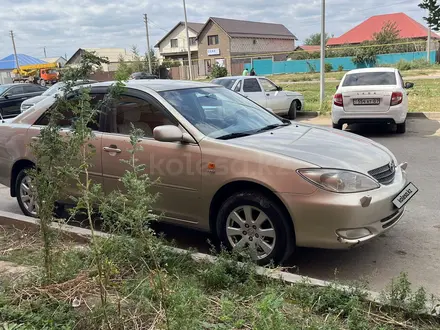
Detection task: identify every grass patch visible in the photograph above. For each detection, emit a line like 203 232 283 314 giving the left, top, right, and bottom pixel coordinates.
282 78 440 112
0 227 439 329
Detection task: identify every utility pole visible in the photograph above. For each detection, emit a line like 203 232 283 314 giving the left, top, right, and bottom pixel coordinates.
319 0 326 108
183 0 193 80
144 14 152 74
44 47 47 58
427 25 432 63
10 30 20 73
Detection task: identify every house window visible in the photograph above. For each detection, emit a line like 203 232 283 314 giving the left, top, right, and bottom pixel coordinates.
208 35 219 46
189 37 197 46
171 39 178 48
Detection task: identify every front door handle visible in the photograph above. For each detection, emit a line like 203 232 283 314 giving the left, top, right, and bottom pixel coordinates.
103 146 121 153
266 93 270 96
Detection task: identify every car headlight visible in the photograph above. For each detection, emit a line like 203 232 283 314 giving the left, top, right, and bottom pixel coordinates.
297 168 380 193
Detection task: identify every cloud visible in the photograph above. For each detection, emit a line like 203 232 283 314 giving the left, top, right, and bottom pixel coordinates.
0 0 427 61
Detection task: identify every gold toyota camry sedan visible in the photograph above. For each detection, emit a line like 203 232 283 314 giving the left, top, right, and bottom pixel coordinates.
0 80 418 264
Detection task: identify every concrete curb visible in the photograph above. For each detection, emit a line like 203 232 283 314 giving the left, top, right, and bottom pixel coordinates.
296 112 440 120
0 209 437 315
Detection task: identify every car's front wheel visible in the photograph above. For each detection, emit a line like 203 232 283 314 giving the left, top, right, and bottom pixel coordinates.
396 121 406 134
288 100 299 120
216 191 294 265
16 168 38 217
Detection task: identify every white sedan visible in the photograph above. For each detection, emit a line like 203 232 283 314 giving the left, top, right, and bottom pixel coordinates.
212 76 304 119
332 68 414 134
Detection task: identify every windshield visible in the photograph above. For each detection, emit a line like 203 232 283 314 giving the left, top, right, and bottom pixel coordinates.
42 82 64 96
159 87 286 139
342 72 397 86
211 78 237 90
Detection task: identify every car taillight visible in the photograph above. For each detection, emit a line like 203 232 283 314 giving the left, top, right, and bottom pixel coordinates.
390 92 403 106
333 93 343 107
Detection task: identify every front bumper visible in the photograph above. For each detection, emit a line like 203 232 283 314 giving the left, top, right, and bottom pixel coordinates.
331 104 407 125
278 165 408 249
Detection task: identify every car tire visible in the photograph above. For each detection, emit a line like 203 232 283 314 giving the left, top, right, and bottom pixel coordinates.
16 168 38 218
332 122 343 130
396 121 406 134
288 101 298 120
15 168 65 218
40 80 46 87
216 191 295 265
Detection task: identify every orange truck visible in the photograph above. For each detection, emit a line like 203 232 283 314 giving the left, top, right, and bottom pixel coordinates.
12 62 60 86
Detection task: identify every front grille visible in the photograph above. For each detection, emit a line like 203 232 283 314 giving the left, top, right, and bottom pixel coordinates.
368 162 396 185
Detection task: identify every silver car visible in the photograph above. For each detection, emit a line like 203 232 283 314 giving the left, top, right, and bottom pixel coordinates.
212 76 304 119
0 80 416 264
20 80 98 112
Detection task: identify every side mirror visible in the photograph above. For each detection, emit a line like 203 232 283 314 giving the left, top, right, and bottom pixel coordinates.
3 93 11 99
153 125 183 142
276 86 283 91
404 82 414 89
336 85 339 90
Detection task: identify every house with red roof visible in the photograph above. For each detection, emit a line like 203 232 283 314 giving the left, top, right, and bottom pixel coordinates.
327 12 439 46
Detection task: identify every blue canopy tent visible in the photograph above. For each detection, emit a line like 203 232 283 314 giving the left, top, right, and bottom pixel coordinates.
0 54 47 70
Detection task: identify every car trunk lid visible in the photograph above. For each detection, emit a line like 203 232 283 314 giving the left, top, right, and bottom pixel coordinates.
341 85 397 113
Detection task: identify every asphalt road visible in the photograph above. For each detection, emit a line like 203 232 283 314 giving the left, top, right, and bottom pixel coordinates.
1 117 439 296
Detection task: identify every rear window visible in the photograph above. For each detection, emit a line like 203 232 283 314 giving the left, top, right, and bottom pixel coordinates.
212 79 237 90
342 72 397 86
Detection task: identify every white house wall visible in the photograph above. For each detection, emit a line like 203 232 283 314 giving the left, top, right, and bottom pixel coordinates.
158 25 198 55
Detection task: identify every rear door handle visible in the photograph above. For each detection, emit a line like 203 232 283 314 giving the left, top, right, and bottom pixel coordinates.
103 146 121 153
266 93 270 96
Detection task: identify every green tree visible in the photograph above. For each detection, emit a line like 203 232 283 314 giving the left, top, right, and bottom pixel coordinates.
419 0 440 31
304 32 332 45
373 21 400 44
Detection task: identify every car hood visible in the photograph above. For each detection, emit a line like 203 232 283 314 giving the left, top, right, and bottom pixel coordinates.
226 124 394 173
22 95 47 105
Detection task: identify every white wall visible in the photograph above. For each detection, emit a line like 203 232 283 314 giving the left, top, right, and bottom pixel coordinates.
158 24 198 55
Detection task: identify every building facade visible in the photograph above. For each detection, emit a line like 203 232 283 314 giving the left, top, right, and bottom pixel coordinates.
197 17 297 76
155 22 204 63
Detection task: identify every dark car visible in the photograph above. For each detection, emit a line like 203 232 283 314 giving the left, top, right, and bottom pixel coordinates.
0 83 47 118
129 72 159 80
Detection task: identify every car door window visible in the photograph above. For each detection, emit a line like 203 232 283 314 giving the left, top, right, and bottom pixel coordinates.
35 93 105 130
234 80 242 92
242 78 262 93
23 85 45 93
112 95 176 138
259 78 278 92
9 86 24 95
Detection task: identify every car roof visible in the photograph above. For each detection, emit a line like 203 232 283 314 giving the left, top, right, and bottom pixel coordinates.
345 68 397 74
90 79 220 92
213 76 266 80
1 83 24 88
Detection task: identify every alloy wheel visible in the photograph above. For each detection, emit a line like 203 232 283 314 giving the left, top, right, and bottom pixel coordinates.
19 175 38 216
226 205 276 260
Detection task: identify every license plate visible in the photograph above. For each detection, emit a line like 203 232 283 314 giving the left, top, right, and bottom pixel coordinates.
353 98 380 105
393 183 418 209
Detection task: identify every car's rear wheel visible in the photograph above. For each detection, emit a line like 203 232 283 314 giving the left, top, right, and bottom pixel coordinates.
396 121 406 134
16 169 38 217
216 191 294 265
332 122 343 130
288 100 298 120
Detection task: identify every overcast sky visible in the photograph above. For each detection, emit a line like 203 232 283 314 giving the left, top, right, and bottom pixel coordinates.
0 0 426 61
